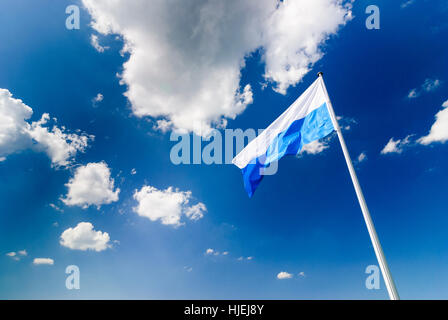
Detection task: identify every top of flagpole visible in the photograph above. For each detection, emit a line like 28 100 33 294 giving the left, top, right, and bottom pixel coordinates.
317 71 324 78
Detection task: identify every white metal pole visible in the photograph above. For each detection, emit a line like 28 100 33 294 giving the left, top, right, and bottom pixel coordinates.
317 72 400 300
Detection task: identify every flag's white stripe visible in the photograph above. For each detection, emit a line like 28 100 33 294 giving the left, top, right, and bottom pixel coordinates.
232 77 329 169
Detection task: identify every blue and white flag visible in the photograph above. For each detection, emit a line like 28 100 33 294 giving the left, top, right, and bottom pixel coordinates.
232 77 335 197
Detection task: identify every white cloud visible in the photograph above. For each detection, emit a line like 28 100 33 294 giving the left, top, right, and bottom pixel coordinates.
28 114 92 167
0 89 33 156
277 271 293 279
62 162 120 209
92 93 104 107
133 185 206 227
0 89 92 166
401 0 415 9
301 140 330 155
407 89 418 99
356 152 367 163
422 79 441 92
90 34 109 53
33 258 54 265
298 271 306 277
185 203 206 221
336 115 357 131
407 78 441 99
49 203 64 213
380 136 412 154
60 222 111 251
418 99 448 145
6 250 27 261
237 255 253 261
381 100 448 151
205 248 230 256
261 1 352 94
82 0 352 136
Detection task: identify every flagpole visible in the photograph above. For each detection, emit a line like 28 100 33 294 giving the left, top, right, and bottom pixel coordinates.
317 72 400 300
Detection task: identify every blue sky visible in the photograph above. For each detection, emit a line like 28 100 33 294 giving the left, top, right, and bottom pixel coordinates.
1 0 448 299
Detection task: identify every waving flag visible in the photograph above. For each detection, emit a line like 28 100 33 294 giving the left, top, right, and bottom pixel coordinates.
232 77 335 197
232 73 400 300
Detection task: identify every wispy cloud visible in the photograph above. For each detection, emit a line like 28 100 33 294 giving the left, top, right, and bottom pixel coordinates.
401 0 415 9
355 152 367 164
49 203 63 213
90 34 109 53
205 248 230 257
382 99 448 153
381 136 413 154
407 78 441 99
300 140 330 155
92 93 104 107
6 250 27 261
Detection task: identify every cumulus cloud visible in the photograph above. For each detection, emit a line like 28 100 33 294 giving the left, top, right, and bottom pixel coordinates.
28 114 92 167
133 185 206 227
277 271 293 279
0 89 33 156
407 78 441 99
62 162 120 209
33 258 54 265
418 99 448 145
82 0 352 136
60 222 111 251
0 88 92 166
380 136 412 154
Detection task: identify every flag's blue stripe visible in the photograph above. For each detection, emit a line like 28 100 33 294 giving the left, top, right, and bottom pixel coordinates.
240 102 334 197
